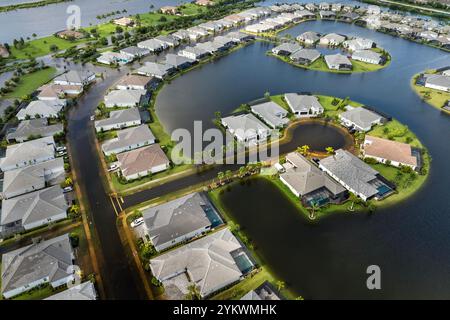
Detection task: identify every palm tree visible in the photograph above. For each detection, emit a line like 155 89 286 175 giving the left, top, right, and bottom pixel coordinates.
185 284 200 300
297 145 310 156
225 170 233 182
217 171 225 184
309 202 319 220
238 166 247 179
325 146 335 155
276 280 285 292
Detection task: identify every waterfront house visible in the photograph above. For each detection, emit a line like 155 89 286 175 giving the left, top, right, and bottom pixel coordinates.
241 281 282 301
1 158 65 199
324 54 352 70
37 83 83 100
17 99 66 120
178 46 210 61
290 48 321 65
116 74 156 91
164 54 196 70
104 89 146 108
226 32 255 43
150 228 253 299
213 36 236 48
272 42 302 56
160 6 178 15
423 74 450 92
1 234 75 299
45 281 97 300
284 93 324 118
6 118 63 143
142 192 215 252
96 51 133 65
135 62 175 79
319 149 394 201
296 31 321 45
343 38 375 51
339 106 385 132
120 46 150 59
155 35 180 47
250 101 289 128
196 41 224 54
54 70 95 87
171 30 190 41
319 10 336 20
116 144 170 180
351 50 383 65
280 152 347 207
320 33 347 46
101 124 155 156
186 26 209 38
137 39 166 53
0 136 55 172
362 135 419 170
221 114 271 145
1 185 68 234
94 107 142 132
294 10 316 20
338 12 360 23
113 17 134 27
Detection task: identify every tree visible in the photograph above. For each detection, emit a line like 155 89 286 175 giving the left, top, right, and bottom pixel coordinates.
185 284 200 300
276 280 285 292
225 170 233 182
309 202 320 220
297 145 310 156
49 44 59 52
65 177 73 186
69 204 80 218
217 171 225 184
238 166 247 179
325 146 335 155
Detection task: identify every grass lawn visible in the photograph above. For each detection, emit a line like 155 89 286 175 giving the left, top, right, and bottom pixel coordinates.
10 36 86 60
411 73 450 113
3 67 56 98
139 12 178 26
11 284 60 300
179 3 205 16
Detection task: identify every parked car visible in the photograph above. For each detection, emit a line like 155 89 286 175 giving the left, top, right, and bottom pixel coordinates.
108 164 119 171
130 217 144 228
56 146 67 152
63 186 73 193
57 151 67 157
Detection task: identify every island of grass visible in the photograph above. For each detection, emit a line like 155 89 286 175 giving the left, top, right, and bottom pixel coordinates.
268 47 391 74
411 70 450 114
220 93 430 220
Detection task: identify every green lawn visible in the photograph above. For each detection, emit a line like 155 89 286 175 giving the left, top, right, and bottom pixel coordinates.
139 12 178 26
10 36 85 60
3 67 56 99
368 119 422 148
179 3 205 16
411 73 450 113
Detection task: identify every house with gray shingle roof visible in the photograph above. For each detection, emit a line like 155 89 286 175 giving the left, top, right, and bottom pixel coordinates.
0 185 68 233
339 106 385 131
280 152 347 207
284 93 324 118
155 35 180 47
226 32 255 43
101 124 155 156
120 46 150 59
104 89 146 108
296 31 321 45
6 118 63 143
54 70 95 87
324 53 352 70
319 149 393 201
45 281 97 300
343 38 375 51
135 62 175 79
241 281 282 300
250 101 289 128
94 108 142 132
143 192 217 252
178 46 210 61
320 33 347 46
0 136 55 172
137 39 166 52
150 228 253 299
164 54 195 70
272 42 302 56
351 50 383 65
16 99 66 120
423 73 450 92
319 10 336 19
2 158 65 199
1 234 75 299
221 114 271 145
290 48 321 65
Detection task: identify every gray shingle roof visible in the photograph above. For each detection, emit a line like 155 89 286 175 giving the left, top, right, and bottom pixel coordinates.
45 281 97 300
290 48 321 62
284 93 324 114
1 234 74 296
351 49 382 63
272 42 302 54
143 192 213 249
424 74 450 89
340 107 383 130
164 53 195 68
54 70 94 85
101 124 155 155
94 108 141 130
104 89 146 107
250 101 289 128
136 62 174 78
6 119 63 142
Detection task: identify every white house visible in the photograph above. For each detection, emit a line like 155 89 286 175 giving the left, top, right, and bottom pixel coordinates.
284 93 324 118
101 124 155 156
423 74 450 92
221 113 271 145
94 108 142 132
104 89 146 108
16 99 66 120
53 70 95 87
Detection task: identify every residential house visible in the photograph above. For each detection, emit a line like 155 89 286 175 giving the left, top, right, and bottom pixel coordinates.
0 136 55 172
142 192 216 251
16 99 66 120
241 282 282 301
1 186 68 234
294 9 316 20
137 39 166 53
37 83 83 100
164 54 195 70
160 6 178 15
178 46 209 61
136 62 175 79
324 53 352 70
284 93 324 117
226 32 255 43
213 36 235 48
250 101 289 128
113 17 134 27
116 144 170 180
423 73 450 92
319 149 394 201
272 42 302 56
343 38 375 51
280 152 347 207
0 44 10 58
120 46 150 59
150 228 253 299
319 2 331 10
1 234 74 299
338 12 360 22
290 48 321 65
352 50 383 65
45 281 97 300
320 33 347 46
1 158 65 199
53 70 95 87
56 30 85 40
362 135 419 170
96 51 133 65
94 107 142 132
186 26 209 38
296 31 321 45
171 30 190 41
196 0 214 6
101 124 155 156
6 118 63 143
104 89 146 108
221 114 271 145
155 35 180 47
116 74 156 90
319 10 336 20
339 106 385 131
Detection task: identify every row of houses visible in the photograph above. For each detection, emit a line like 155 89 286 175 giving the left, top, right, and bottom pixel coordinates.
131 191 254 299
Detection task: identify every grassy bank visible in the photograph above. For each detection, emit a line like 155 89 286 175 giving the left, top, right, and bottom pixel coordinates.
0 0 70 13
3 67 56 98
411 73 450 114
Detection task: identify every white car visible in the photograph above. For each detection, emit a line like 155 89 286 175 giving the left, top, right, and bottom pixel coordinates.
90 115 95 121
130 217 144 228
57 151 67 157
63 186 73 193
56 146 67 152
108 164 119 172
